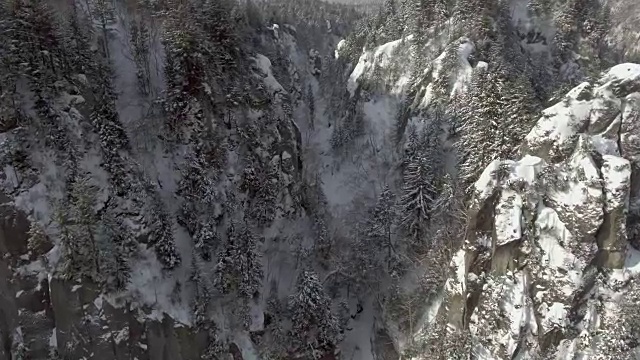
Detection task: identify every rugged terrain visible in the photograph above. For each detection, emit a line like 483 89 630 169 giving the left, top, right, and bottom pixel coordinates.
2 0 640 359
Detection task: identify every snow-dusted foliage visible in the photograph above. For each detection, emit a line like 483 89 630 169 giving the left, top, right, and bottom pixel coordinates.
4 0 640 358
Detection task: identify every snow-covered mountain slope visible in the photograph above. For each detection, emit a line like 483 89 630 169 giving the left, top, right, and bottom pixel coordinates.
415 64 640 359
0 1 349 359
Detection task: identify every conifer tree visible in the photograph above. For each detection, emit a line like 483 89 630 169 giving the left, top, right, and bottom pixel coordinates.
214 222 263 298
287 270 340 358
58 174 100 281
365 185 397 270
96 214 131 292
456 66 538 190
400 113 444 245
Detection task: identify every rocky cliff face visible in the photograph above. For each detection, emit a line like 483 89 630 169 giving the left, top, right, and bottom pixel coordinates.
432 64 640 359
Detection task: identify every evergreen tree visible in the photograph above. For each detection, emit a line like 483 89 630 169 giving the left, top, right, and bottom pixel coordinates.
129 17 151 94
214 222 263 298
287 270 341 358
400 113 444 246
365 185 398 270
456 67 538 191
194 222 219 262
307 84 315 129
146 191 181 270
57 174 100 281
97 210 134 292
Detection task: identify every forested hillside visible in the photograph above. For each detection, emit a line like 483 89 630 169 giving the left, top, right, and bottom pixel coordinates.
1 0 640 359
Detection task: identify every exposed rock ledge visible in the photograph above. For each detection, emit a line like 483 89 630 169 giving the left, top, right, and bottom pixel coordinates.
423 64 640 359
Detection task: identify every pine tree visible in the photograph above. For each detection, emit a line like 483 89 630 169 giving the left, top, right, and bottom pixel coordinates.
146 192 181 270
194 222 219 262
456 67 538 191
307 84 315 129
97 210 134 292
365 185 397 270
214 222 263 298
27 221 50 258
287 270 340 358
91 0 116 59
400 113 444 246
57 174 100 281
129 17 151 94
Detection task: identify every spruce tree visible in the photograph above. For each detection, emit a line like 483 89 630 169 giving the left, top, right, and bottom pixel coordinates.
214 222 263 298
287 270 340 358
400 113 444 246
456 66 538 191
365 185 397 270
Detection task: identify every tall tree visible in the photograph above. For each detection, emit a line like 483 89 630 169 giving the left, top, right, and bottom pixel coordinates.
365 185 398 270
456 66 538 191
287 270 341 358
400 113 444 246
214 222 263 298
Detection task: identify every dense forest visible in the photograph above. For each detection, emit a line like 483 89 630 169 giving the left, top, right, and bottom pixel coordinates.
1 0 640 359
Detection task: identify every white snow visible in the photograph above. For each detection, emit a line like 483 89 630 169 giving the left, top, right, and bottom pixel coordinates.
473 155 542 203
494 190 523 246
122 246 191 325
539 302 568 332
600 63 640 83
548 143 602 213
445 249 467 295
339 300 375 360
591 134 620 156
347 36 412 96
49 328 57 348
474 159 502 201
524 82 593 155
601 155 631 211
536 207 575 269
254 54 285 94
450 40 476 97
335 39 346 59
501 272 537 355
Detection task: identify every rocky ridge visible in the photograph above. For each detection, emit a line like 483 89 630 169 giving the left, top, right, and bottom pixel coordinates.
432 64 640 359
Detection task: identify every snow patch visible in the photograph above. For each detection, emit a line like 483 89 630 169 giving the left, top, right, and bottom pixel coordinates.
254 54 285 94
601 155 631 211
347 36 412 97
494 190 523 246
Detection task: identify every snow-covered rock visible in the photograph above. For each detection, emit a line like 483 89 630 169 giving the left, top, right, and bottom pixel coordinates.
437 63 640 359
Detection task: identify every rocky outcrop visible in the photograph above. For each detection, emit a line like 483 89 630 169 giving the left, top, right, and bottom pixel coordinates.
429 64 640 359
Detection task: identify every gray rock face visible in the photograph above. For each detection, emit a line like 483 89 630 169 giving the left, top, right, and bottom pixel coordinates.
422 64 640 360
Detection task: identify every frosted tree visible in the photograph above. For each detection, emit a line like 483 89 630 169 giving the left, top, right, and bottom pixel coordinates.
190 262 211 329
456 67 538 190
57 175 100 281
146 192 181 270
213 222 263 298
91 0 116 59
129 17 151 94
96 210 134 292
27 221 50 258
401 113 444 246
365 185 398 270
307 84 315 129
194 222 219 262
287 270 341 358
